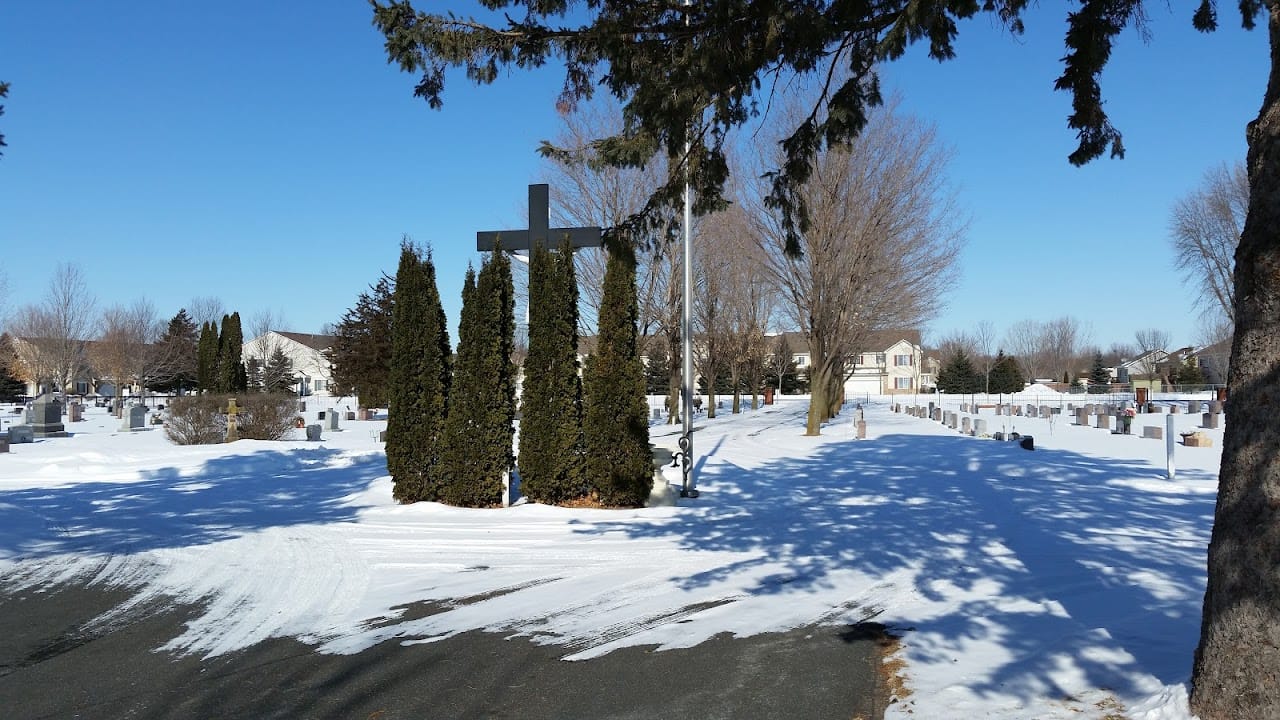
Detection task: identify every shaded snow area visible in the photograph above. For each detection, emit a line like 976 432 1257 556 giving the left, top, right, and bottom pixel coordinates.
0 394 1221 719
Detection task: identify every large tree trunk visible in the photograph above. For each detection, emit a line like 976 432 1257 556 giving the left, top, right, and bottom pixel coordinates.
805 357 836 436
1190 9 1280 718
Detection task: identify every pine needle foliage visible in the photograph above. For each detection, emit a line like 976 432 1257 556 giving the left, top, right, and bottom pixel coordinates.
328 275 395 408
582 243 652 507
518 238 585 504
988 351 1025 394
386 240 452 503
936 350 982 395
1088 351 1111 393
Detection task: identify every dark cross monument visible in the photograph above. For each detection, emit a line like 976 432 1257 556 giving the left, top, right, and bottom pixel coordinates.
476 184 601 254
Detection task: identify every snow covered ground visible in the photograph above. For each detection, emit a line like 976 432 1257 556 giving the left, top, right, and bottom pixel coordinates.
0 390 1222 719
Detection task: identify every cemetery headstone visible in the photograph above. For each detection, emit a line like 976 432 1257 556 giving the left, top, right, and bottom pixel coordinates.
0 436 8 453
8 425 34 443
856 420 867 439
1096 414 1111 430
1143 425 1163 440
1202 412 1220 429
1039 405 1051 419
326 410 341 432
1075 408 1089 426
1188 400 1202 413
31 394 67 438
974 419 987 436
961 417 971 435
306 424 322 441
121 404 147 431
67 403 83 422
1208 401 1224 414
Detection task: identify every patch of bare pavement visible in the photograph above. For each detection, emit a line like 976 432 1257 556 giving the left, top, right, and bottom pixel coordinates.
0 582 891 720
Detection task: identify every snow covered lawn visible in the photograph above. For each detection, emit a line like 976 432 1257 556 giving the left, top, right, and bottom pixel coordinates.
0 393 1220 719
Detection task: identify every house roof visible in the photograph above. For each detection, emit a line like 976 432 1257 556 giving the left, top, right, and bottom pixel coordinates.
276 331 337 351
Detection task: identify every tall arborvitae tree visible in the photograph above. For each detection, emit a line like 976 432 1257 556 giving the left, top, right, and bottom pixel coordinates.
196 320 219 393
1088 351 1111 394
518 239 585 504
327 275 395 408
385 241 452 503
440 250 517 507
582 243 652 507
936 350 982 395
216 312 248 393
987 351 1025 395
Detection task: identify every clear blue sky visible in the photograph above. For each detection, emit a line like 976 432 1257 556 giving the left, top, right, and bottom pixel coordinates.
0 2 1266 352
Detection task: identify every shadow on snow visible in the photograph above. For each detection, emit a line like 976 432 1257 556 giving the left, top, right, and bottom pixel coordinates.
576 428 1215 703
0 447 385 560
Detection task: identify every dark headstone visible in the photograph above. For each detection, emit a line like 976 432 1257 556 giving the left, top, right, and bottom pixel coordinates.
1019 436 1035 451
9 425 34 443
306 424 322 441
31 394 67 438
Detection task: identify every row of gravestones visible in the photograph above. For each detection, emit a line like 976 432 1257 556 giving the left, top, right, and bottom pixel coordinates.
893 403 990 438
1071 403 1223 433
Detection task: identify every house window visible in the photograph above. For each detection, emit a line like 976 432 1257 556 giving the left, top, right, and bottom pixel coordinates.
894 354 913 366
876 353 886 365
315 379 327 392
74 381 90 395
895 377 912 390
795 355 808 367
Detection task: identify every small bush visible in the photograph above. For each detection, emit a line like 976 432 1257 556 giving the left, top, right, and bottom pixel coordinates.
235 393 298 441
165 395 226 445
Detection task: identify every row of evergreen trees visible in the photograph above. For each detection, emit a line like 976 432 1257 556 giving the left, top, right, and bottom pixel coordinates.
936 350 1025 394
196 312 249 394
383 237 652 509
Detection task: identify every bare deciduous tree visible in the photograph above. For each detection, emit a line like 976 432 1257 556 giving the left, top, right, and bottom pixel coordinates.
8 264 96 400
1170 161 1244 332
543 99 686 421
1133 327 1172 380
187 296 226 328
744 99 962 434
90 299 162 411
1041 316 1091 384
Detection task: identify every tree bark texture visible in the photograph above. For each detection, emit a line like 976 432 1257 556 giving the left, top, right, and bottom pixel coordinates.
1191 6 1280 717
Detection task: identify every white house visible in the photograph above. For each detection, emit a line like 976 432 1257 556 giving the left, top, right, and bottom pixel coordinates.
842 330 929 396
243 331 338 398
774 329 929 396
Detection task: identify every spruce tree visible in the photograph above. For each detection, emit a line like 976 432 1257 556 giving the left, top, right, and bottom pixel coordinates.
262 347 296 394
385 241 452 503
936 350 982 394
582 243 652 507
151 309 198 394
644 340 670 395
1088 351 1111 394
518 239 585 504
196 320 219 393
988 351 1025 394
328 275 395 408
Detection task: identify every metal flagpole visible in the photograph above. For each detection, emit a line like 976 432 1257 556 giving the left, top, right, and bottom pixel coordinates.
679 0 698 499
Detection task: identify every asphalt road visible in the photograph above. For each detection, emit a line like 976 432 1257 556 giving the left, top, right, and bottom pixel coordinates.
0 582 888 720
